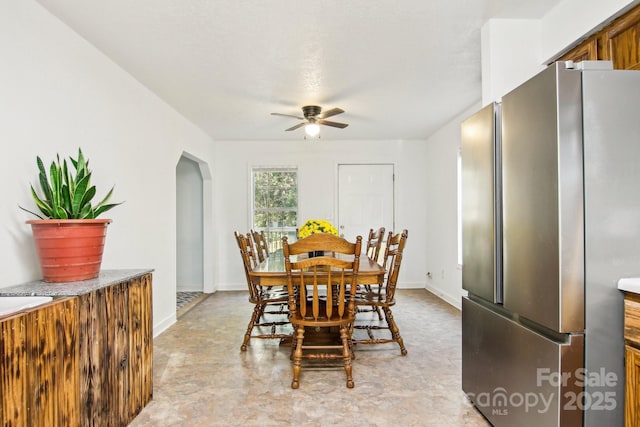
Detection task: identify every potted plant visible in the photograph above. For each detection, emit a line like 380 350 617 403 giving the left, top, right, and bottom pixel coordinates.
20 148 122 282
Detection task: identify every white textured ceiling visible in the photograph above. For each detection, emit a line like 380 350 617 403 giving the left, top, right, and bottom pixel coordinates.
35 0 563 141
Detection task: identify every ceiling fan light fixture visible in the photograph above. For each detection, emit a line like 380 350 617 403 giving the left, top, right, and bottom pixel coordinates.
304 123 320 137
271 105 347 136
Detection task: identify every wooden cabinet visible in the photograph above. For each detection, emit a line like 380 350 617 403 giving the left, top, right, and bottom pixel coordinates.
556 4 640 71
604 6 640 71
624 291 640 427
0 271 153 427
558 35 600 63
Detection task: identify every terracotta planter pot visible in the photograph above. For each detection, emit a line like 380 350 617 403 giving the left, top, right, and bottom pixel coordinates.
26 219 111 282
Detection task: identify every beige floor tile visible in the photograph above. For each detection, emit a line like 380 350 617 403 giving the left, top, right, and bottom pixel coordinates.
129 289 490 427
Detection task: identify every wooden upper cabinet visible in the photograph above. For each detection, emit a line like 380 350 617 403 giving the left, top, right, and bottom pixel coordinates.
553 4 640 71
604 6 640 70
558 35 600 63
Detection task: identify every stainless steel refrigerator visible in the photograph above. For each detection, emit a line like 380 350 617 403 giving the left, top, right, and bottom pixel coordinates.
461 61 640 426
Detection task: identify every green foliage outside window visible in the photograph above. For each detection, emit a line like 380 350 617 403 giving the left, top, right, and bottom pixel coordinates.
252 169 298 250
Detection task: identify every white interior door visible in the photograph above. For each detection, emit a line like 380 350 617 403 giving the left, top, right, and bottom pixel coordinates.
338 164 394 243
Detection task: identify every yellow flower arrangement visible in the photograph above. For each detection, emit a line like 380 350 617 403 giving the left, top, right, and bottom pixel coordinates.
298 219 338 239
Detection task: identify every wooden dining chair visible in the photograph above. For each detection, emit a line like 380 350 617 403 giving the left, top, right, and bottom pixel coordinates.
282 233 362 389
354 229 408 355
250 229 269 263
365 227 385 263
245 231 259 268
361 227 386 320
234 232 289 351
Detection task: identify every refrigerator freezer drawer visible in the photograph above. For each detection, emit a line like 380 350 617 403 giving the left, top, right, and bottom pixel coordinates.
462 297 584 426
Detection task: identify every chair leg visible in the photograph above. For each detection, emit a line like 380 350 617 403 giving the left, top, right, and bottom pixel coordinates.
383 307 407 356
291 325 305 389
362 284 384 320
340 326 354 388
347 323 356 359
254 303 266 324
241 303 262 351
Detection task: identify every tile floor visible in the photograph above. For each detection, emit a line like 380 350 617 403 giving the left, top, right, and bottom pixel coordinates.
129 289 490 426
176 291 206 317
176 291 202 310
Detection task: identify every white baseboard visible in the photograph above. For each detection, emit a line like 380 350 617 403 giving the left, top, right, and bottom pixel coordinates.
424 284 462 310
217 282 247 291
153 313 176 338
397 281 426 289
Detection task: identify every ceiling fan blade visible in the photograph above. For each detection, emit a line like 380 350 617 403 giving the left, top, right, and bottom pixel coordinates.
271 112 304 120
318 108 344 119
285 122 306 131
319 119 348 129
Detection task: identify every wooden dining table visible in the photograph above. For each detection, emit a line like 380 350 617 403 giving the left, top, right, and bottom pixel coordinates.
250 249 385 287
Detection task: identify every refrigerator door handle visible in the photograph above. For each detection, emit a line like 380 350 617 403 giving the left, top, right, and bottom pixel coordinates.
493 103 503 304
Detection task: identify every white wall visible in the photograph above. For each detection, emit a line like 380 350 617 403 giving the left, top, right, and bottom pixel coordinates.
481 19 545 105
424 103 480 309
0 0 214 336
213 139 428 291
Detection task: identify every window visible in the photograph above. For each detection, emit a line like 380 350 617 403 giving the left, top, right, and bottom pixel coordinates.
252 167 298 251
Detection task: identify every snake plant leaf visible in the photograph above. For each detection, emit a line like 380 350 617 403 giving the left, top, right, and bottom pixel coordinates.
75 166 86 186
18 205 45 220
38 172 52 206
93 186 123 217
36 156 53 203
78 185 96 215
54 205 68 219
79 203 94 219
50 160 61 208
73 150 89 183
63 158 74 194
30 185 53 217
94 186 114 207
93 202 121 218
61 184 72 217
75 148 86 170
70 174 90 215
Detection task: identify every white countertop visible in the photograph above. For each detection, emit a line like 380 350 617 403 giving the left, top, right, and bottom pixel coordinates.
618 278 640 294
0 296 53 317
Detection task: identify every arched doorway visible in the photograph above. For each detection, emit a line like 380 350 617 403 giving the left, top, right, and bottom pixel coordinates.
176 152 214 315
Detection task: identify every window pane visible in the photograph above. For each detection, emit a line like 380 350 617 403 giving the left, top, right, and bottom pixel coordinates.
254 210 268 228
284 211 297 227
253 174 268 208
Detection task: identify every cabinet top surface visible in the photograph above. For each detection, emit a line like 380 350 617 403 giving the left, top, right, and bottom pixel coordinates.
0 269 153 297
619 277 640 295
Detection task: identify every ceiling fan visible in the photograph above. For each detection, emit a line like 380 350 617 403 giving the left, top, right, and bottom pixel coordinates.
271 105 348 137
